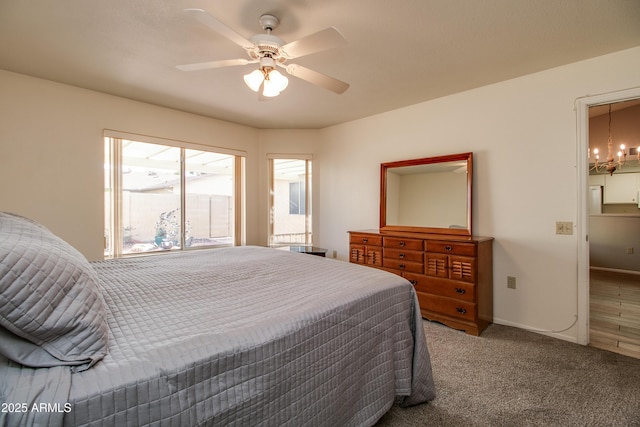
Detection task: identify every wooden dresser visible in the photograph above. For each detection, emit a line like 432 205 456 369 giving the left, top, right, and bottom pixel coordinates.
349 230 493 336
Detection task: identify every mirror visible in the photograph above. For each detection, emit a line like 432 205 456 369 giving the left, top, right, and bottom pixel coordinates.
380 152 473 236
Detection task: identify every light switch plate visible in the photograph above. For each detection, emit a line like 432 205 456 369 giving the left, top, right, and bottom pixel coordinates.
555 221 573 235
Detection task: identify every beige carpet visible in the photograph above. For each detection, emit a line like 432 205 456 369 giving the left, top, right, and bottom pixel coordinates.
376 320 640 426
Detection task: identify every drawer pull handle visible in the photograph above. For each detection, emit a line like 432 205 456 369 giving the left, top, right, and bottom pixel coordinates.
456 307 467 314
399 264 406 269
362 238 368 243
399 241 406 247
399 253 406 259
409 280 417 286
455 288 466 295
445 245 453 252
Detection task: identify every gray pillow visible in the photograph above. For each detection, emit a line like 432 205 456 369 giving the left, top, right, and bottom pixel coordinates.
0 212 109 372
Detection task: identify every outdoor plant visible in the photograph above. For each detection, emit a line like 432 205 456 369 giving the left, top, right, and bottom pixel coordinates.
154 209 191 248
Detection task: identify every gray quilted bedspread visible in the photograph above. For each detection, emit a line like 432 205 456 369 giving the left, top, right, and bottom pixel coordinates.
2 246 435 426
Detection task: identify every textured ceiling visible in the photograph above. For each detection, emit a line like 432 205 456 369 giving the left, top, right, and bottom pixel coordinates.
1 0 639 129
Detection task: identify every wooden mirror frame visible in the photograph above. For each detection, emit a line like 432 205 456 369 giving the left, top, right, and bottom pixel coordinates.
380 152 473 236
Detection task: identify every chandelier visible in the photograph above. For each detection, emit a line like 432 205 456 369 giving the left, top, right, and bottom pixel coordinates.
590 104 638 175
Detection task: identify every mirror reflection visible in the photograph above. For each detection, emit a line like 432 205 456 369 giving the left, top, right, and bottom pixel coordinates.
380 152 473 235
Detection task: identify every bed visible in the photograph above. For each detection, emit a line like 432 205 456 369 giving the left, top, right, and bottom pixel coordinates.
0 212 435 426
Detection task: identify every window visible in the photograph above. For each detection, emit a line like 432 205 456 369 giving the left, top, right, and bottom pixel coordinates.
269 157 312 246
289 181 305 215
104 133 245 258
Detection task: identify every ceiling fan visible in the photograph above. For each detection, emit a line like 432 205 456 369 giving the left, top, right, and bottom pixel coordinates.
176 9 350 97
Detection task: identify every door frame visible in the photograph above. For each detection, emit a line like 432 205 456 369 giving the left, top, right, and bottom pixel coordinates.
575 87 640 345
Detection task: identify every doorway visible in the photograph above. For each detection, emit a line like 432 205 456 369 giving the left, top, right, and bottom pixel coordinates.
576 87 640 348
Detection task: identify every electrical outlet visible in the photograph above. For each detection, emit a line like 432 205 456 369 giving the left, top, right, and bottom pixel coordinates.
507 276 516 289
627 247 634 255
555 221 573 235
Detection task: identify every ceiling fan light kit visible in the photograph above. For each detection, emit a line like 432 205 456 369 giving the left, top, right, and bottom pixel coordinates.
242 55 289 97
178 9 349 98
243 69 265 92
262 70 289 97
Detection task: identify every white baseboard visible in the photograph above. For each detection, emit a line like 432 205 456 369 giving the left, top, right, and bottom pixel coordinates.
492 318 579 344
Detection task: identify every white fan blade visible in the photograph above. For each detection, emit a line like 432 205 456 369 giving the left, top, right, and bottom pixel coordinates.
280 27 347 59
285 64 349 94
185 8 253 49
176 58 251 71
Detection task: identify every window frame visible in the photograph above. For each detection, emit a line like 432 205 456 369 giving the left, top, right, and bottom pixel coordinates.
267 154 312 246
288 181 306 215
104 130 246 258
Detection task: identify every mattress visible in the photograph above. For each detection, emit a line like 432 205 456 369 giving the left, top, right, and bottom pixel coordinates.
1 246 435 426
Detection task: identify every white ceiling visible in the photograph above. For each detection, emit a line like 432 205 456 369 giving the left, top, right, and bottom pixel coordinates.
1 0 640 129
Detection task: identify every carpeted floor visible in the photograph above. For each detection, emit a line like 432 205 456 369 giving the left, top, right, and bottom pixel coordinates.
376 320 640 426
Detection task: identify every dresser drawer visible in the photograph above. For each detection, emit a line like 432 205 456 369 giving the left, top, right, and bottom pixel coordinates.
383 237 423 251
417 293 477 322
350 233 382 246
405 274 475 302
383 258 423 273
348 230 493 336
384 248 423 263
426 241 476 256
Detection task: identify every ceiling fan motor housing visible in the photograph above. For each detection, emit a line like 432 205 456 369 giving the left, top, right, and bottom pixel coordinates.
248 33 286 62
258 14 280 31
259 56 276 71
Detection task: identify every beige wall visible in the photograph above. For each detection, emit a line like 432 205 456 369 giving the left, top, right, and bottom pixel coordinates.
2 46 640 344
316 46 640 343
0 70 259 260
